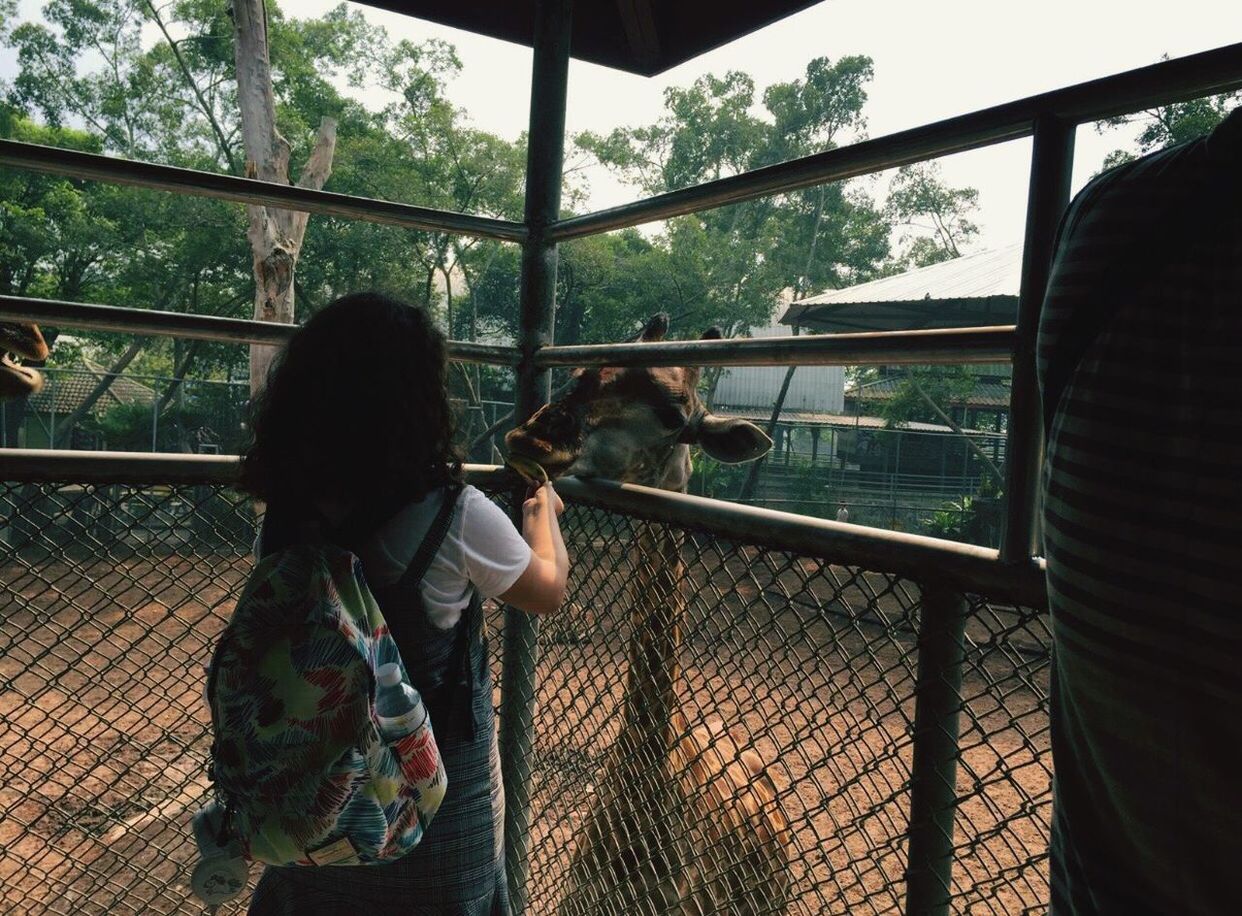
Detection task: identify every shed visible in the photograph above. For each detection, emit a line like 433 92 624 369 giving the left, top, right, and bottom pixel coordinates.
711 323 845 414
781 244 1022 333
18 363 154 449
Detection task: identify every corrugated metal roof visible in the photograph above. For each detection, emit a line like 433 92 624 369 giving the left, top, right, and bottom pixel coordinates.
713 406 1002 437
846 375 1012 409
795 244 1023 307
28 364 155 415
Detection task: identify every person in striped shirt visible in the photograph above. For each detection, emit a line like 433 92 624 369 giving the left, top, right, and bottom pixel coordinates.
1039 105 1240 914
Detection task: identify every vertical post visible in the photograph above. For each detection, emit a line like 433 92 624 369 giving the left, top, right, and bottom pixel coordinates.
501 1 571 912
152 384 160 452
904 583 969 916
1000 115 1075 562
48 375 56 448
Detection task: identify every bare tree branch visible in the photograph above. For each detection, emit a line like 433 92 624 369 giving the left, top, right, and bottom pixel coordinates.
141 0 239 173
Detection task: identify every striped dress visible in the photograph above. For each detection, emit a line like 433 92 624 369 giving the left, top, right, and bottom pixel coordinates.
1039 107 1242 914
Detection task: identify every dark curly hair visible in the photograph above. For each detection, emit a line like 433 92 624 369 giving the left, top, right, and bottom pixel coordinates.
240 292 460 507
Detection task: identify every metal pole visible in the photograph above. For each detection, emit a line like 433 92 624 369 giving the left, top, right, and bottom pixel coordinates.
500 1 571 911
535 324 1015 368
0 295 523 365
0 448 1048 608
547 42 1242 241
48 375 56 448
904 583 969 916
1000 116 1075 562
0 139 527 242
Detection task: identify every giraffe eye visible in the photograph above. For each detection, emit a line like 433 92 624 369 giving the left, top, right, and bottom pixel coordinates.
651 403 686 431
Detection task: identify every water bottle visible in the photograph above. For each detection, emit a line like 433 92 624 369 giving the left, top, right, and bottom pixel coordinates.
375 663 447 815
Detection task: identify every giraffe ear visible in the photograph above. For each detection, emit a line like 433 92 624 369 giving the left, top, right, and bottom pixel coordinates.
692 415 772 464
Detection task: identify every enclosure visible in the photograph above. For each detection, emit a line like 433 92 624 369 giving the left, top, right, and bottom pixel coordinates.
2 2 1241 914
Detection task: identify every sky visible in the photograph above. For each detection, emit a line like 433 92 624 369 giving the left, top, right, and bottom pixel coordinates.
5 0 1242 253
292 0 1242 251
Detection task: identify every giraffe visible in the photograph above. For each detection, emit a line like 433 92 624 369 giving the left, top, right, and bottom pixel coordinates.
0 320 48 401
505 314 794 915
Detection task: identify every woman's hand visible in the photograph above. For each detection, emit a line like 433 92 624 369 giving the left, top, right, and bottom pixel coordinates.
523 481 564 520
501 482 569 615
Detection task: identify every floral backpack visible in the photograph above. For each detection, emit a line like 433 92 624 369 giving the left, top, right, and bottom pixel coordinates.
194 489 462 898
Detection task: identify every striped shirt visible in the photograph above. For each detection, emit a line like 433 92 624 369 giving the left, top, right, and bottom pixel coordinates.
1039 107 1242 915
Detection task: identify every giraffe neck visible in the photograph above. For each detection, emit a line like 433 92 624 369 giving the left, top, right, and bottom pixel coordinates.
621 521 686 753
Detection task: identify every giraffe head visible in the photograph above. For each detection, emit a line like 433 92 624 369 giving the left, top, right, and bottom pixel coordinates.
0 320 48 400
505 314 772 493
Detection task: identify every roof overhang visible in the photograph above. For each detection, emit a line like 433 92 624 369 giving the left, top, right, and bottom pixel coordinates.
782 295 1019 334
354 1 825 76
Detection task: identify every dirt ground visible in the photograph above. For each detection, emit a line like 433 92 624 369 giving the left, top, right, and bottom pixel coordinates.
1 513 1051 915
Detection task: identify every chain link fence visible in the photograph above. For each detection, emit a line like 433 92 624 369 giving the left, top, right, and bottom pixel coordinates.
0 478 1050 914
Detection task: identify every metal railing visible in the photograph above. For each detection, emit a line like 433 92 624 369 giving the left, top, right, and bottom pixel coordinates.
0 459 1050 916
1 22 1240 915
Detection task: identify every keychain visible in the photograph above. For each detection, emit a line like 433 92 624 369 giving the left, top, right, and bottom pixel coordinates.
190 801 249 908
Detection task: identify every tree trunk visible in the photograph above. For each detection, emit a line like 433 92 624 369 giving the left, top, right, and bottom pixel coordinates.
156 339 205 415
232 0 337 395
908 377 1004 484
738 357 798 502
735 192 832 503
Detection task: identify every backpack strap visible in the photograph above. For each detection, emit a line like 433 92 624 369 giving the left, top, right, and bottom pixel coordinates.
388 483 482 742
393 483 464 588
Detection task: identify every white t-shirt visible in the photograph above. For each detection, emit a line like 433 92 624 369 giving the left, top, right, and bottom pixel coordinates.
356 485 532 630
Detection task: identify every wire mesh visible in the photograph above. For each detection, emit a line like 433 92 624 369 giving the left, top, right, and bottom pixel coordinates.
1 479 1051 914
0 481 253 915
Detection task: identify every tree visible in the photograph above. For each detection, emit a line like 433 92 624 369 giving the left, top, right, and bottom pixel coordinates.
884 161 980 268
1097 60 1240 170
577 57 890 341
231 0 336 393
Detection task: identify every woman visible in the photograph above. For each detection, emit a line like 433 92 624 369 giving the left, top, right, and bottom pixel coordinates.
239 291 568 915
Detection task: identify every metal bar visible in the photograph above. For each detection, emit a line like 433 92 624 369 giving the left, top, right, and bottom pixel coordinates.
0 449 503 487
1000 117 1075 563
0 295 522 366
904 584 969 916
0 449 243 485
501 1 572 911
549 42 1242 240
553 476 1047 609
535 325 1015 368
0 450 1046 606
0 139 527 243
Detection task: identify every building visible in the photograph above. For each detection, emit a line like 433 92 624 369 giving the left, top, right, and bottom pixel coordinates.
1 362 155 450
711 322 846 415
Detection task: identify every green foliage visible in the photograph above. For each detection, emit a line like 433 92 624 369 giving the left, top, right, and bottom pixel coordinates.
885 161 980 268
0 2 1004 443
94 382 247 452
688 454 750 500
876 365 978 429
921 495 972 540
920 475 1003 546
576 56 899 340
1097 61 1240 170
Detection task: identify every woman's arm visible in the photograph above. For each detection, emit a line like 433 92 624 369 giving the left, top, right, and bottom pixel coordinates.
498 482 568 615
